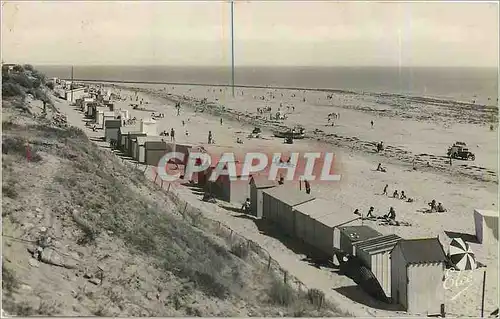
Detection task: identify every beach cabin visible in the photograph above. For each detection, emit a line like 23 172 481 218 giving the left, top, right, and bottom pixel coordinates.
102 111 115 129
353 234 402 300
86 103 97 118
474 209 499 244
293 199 361 259
202 160 249 204
119 110 129 122
140 119 158 136
127 132 147 157
262 186 315 236
335 225 382 256
104 119 121 143
391 238 446 315
184 146 209 185
215 173 249 204
193 144 243 191
135 136 165 163
96 110 104 128
94 107 108 126
144 140 169 166
171 143 194 165
104 102 114 111
65 87 86 103
249 175 277 218
118 126 140 150
82 97 94 113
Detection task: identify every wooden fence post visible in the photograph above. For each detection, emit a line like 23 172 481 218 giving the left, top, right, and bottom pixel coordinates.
267 255 271 270
481 270 486 317
167 183 171 193
161 180 164 188
183 202 188 217
154 173 158 183
284 271 288 284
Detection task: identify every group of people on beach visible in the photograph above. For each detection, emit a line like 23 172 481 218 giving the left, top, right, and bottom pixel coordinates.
382 184 414 203
160 128 177 142
427 199 447 213
354 206 396 221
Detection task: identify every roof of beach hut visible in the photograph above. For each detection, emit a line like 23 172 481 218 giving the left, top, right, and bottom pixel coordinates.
263 185 315 207
393 238 447 265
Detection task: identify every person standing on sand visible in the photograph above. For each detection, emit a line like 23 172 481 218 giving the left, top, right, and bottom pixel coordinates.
278 174 285 185
170 128 175 142
220 118 223 125
208 131 213 144
371 120 374 128
382 184 388 195
304 179 311 194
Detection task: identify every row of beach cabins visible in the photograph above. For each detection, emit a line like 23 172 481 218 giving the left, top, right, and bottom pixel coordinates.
61 81 498 317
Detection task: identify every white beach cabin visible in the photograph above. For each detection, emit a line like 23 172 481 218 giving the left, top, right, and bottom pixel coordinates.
293 198 359 258
474 209 499 244
140 119 158 136
391 238 446 315
352 234 402 300
249 175 277 218
262 186 315 237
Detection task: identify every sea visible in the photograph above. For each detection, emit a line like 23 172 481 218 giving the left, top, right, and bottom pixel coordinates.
36 65 498 105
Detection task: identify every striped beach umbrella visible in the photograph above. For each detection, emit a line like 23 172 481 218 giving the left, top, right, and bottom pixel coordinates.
448 238 477 270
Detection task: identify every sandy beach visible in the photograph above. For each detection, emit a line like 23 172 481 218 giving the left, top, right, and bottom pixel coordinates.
84 83 499 317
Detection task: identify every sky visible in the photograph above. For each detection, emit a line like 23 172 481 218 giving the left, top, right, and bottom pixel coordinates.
1 1 498 67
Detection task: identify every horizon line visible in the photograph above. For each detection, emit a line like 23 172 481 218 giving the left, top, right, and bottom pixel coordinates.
28 64 499 69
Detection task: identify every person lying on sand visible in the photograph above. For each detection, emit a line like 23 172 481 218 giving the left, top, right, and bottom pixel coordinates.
437 203 447 213
379 219 411 227
353 209 361 216
376 163 387 172
400 191 407 200
236 137 243 144
406 198 414 203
